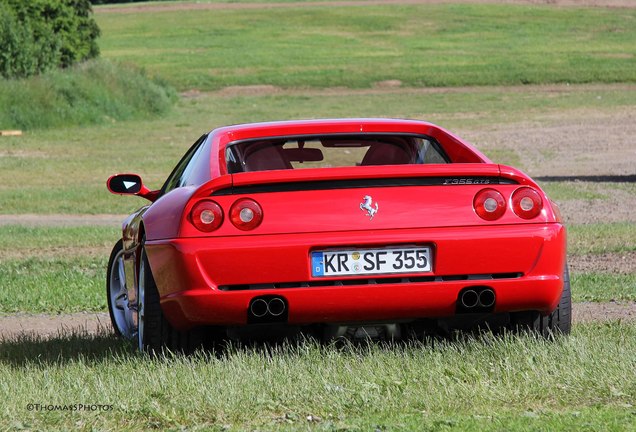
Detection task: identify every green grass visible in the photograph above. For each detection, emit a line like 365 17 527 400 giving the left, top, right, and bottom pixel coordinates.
568 223 636 255
0 257 107 313
481 147 522 168
541 182 608 202
96 4 636 91
0 226 118 254
573 273 636 302
0 85 634 214
1 323 635 430
0 59 176 130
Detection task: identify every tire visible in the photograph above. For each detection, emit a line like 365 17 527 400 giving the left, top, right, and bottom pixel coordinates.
511 263 572 337
106 240 135 339
137 241 219 353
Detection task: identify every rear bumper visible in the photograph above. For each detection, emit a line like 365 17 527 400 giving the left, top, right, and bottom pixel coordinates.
145 224 566 330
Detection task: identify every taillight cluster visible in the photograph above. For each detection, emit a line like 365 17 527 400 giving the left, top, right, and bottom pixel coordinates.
190 198 263 232
190 200 223 232
229 198 263 231
510 187 543 219
473 189 506 221
473 187 543 221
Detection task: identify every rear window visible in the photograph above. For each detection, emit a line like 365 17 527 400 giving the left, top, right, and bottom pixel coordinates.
226 134 449 173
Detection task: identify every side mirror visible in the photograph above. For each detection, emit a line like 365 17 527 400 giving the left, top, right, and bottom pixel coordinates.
107 174 159 202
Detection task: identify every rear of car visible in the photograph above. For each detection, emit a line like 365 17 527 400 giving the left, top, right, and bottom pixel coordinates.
143 120 567 334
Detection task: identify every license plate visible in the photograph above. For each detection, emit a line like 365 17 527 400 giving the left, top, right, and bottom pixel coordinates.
311 246 432 277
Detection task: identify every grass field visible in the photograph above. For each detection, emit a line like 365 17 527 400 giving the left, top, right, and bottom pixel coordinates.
1 323 635 430
96 4 636 91
1 1 635 430
0 85 634 215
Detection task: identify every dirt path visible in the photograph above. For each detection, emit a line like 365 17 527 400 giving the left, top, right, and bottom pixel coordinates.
1 304 634 340
0 312 112 340
202 83 636 99
572 302 636 323
0 214 126 227
569 252 636 275
95 0 636 14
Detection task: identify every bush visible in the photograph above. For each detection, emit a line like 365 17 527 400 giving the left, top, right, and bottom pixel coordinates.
0 60 177 130
0 0 100 79
0 3 58 79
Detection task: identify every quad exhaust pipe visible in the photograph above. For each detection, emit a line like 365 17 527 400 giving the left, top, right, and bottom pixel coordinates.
249 299 269 318
458 287 496 311
460 289 479 308
478 289 496 308
249 296 287 321
267 298 286 317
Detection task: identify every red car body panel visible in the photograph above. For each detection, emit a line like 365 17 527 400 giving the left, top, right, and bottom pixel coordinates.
147 223 565 330
113 119 567 332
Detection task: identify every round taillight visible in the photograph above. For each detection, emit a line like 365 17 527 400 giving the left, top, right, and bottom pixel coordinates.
473 188 506 221
511 187 543 219
230 198 263 230
190 200 223 232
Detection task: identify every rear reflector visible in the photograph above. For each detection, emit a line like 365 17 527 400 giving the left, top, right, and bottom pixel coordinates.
473 188 506 220
190 200 224 232
230 198 263 230
511 187 543 219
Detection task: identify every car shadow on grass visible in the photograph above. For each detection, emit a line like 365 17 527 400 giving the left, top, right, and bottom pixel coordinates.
0 321 566 366
0 330 135 367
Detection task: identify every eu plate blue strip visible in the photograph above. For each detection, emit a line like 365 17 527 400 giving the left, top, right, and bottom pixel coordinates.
311 252 324 277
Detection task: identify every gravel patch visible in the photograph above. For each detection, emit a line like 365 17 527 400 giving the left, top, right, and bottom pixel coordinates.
573 301 636 323
463 108 636 178
557 194 636 225
569 252 636 275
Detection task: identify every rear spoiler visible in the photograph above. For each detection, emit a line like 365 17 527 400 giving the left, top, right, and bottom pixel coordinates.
190 164 543 198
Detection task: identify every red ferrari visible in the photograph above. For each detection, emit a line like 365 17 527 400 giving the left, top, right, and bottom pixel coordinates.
106 119 569 352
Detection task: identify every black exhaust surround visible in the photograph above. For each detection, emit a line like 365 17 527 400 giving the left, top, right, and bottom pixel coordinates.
456 286 496 314
248 295 288 324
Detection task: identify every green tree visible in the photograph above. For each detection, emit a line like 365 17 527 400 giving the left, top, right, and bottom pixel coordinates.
0 0 100 79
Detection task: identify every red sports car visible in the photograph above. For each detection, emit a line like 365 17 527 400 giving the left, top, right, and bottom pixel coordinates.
106 119 569 352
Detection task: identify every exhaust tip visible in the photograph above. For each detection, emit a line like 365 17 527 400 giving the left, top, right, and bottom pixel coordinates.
460 289 479 309
479 289 496 308
250 299 269 318
268 298 286 317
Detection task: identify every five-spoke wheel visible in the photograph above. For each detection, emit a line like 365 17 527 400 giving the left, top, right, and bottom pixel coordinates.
106 240 136 339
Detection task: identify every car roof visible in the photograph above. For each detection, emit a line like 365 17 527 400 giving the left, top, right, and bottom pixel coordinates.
209 118 439 141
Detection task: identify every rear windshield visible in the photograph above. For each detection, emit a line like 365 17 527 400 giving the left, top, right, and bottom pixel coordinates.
226 134 449 173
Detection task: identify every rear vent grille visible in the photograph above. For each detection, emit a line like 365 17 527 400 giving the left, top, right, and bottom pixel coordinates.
218 273 522 291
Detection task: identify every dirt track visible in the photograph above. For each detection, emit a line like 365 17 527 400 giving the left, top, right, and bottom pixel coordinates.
95 0 636 14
